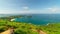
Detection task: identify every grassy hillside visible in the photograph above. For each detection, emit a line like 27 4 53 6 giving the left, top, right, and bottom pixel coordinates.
0 19 60 34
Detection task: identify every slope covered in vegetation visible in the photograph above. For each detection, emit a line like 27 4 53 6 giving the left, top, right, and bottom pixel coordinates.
0 19 60 34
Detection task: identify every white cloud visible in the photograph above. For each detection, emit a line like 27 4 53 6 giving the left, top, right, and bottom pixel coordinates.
23 6 29 10
45 7 60 13
22 6 29 11
0 10 15 14
0 9 32 14
47 8 58 12
0 7 60 14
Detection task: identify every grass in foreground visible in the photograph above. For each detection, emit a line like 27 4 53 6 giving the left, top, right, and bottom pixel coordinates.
0 19 60 34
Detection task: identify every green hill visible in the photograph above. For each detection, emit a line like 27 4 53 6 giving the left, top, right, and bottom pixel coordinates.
0 19 60 34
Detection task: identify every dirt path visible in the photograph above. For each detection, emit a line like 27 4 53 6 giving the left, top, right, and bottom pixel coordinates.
0 28 47 34
32 29 47 34
39 30 47 34
0 28 14 34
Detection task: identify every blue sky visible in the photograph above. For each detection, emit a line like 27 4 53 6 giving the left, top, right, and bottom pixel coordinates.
0 0 60 14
